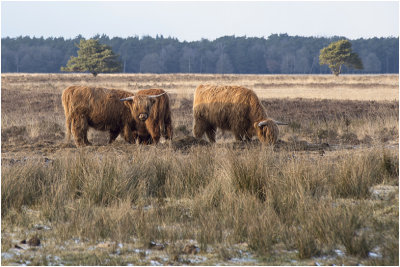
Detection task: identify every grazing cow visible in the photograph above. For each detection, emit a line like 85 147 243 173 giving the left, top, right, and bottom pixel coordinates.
120 88 173 144
193 85 287 144
61 86 164 147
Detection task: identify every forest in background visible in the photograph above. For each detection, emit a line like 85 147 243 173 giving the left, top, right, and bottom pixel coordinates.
1 34 399 74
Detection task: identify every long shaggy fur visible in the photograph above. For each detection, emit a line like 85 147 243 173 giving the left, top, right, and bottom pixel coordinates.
193 84 279 145
254 119 279 145
132 89 173 144
61 86 136 147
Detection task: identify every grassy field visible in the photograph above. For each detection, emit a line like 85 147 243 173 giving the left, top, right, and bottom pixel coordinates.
1 73 399 265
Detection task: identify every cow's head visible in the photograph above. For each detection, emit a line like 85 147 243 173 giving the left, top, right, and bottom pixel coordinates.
120 92 166 122
254 119 287 145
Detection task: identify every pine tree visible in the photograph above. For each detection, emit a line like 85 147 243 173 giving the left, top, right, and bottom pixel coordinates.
319 40 363 76
61 39 122 76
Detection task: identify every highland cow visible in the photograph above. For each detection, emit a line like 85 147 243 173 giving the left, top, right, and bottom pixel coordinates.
192 85 287 144
120 88 173 144
62 86 164 147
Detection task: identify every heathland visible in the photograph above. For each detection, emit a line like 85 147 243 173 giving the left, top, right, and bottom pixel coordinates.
1 74 398 265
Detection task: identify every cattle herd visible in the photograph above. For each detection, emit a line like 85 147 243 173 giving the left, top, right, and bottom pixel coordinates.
61 84 287 147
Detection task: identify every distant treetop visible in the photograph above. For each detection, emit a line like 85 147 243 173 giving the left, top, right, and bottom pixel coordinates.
319 40 363 76
61 39 122 76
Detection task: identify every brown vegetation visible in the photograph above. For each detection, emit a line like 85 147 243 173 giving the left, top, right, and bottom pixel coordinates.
1 74 398 265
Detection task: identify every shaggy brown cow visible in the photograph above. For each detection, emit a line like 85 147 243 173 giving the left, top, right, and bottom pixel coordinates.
120 88 173 144
193 85 287 144
62 86 164 147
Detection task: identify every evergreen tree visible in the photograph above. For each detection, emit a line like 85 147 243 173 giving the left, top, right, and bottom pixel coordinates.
61 39 122 76
319 40 363 76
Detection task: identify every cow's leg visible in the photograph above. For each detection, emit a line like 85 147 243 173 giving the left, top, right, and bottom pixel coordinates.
234 132 252 142
205 126 216 143
122 124 134 143
233 123 250 142
109 129 120 144
138 134 152 145
84 134 91 145
193 118 207 139
132 131 138 144
71 114 89 147
146 120 161 144
205 130 216 143
164 111 173 140
83 126 91 145
194 119 216 142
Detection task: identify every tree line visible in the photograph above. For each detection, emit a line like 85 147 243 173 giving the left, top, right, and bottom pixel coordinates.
2 34 398 74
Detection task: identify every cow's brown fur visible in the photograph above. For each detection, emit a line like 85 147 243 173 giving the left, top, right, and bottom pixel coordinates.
128 89 173 144
193 85 279 144
62 86 146 147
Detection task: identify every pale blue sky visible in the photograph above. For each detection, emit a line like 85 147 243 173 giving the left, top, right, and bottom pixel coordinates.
1 1 399 41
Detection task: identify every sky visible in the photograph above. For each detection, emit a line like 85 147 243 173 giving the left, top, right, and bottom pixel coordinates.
1 1 399 41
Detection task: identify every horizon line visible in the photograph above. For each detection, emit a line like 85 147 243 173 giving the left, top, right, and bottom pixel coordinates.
2 33 400 42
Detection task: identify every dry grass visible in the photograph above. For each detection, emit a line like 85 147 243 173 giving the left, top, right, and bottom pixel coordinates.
1 73 398 265
1 73 398 101
1 146 398 265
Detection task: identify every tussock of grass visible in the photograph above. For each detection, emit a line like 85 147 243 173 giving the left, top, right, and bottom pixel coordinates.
2 147 397 264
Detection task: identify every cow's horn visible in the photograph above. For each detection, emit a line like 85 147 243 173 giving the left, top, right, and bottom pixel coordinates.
120 96 135 101
258 120 288 127
147 92 167 98
274 120 288 125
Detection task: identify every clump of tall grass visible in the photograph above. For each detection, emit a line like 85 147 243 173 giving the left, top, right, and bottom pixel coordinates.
331 149 398 198
220 147 398 258
165 146 216 198
2 146 398 263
